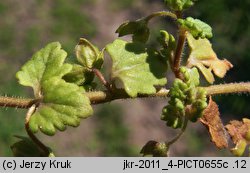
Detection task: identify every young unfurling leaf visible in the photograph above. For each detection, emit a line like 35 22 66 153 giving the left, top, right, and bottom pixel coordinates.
75 38 103 69
187 33 233 83
63 38 104 88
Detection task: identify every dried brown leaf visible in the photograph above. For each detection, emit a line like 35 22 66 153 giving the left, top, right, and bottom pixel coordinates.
226 119 249 143
200 97 228 149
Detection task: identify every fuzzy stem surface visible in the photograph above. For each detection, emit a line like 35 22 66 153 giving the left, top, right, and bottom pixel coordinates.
0 82 250 109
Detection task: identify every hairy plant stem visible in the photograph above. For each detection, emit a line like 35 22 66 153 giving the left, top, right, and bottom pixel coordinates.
25 105 50 156
203 82 250 95
173 28 187 78
172 10 186 79
0 82 250 109
86 88 169 104
0 96 40 108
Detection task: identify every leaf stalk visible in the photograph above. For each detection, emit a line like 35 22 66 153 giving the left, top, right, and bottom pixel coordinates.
25 105 50 156
144 11 177 21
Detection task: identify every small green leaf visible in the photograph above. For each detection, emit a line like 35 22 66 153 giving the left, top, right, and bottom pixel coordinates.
178 17 212 39
164 0 195 11
116 19 150 43
11 136 54 157
16 42 93 135
106 39 167 97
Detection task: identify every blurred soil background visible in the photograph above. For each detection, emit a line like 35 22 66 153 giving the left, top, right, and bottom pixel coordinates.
0 0 249 156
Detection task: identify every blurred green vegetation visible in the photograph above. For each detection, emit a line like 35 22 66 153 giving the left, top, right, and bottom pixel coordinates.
0 80 27 156
51 0 96 51
109 0 134 10
92 104 137 156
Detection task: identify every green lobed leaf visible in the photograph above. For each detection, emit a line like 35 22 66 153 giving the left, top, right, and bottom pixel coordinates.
115 19 150 43
16 42 93 135
178 17 212 39
106 39 167 97
16 42 72 98
186 33 233 84
164 0 195 11
29 78 93 135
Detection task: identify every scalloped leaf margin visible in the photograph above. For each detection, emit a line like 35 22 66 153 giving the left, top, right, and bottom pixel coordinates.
106 39 167 97
16 42 93 135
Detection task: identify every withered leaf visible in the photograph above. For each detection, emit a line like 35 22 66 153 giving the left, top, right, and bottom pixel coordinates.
225 118 250 156
187 33 233 84
200 97 228 149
